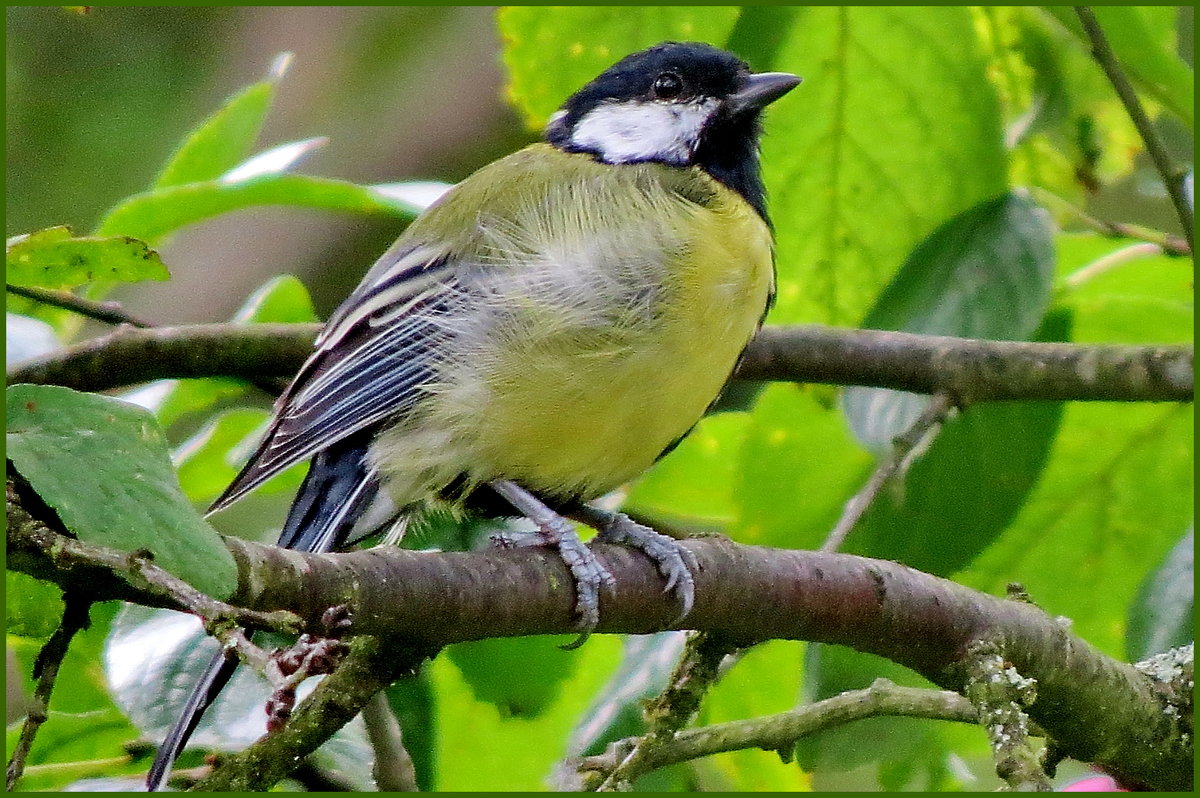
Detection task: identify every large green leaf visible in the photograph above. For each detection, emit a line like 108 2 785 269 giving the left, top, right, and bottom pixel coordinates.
763 6 1008 327
429 634 624 790
732 384 872 550
1126 527 1194 661
92 174 420 244
626 411 753 527
6 384 236 599
696 640 808 790
154 53 290 189
446 636 579 718
842 191 1056 447
6 226 169 288
498 6 740 127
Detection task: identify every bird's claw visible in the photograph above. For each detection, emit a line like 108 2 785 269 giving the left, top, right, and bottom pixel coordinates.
597 513 698 623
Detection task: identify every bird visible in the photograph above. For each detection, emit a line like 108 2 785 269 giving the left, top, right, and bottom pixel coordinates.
146 40 798 790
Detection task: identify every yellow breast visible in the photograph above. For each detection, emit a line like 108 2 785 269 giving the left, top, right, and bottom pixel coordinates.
369 147 774 505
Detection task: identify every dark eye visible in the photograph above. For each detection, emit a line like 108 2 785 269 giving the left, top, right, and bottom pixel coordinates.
652 72 683 99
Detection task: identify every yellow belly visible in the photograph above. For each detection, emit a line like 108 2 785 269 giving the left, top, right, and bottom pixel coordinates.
368 151 773 505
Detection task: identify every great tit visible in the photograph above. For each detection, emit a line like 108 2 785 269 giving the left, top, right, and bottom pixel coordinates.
146 41 798 790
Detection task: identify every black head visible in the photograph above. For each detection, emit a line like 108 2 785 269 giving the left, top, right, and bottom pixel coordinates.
546 42 799 220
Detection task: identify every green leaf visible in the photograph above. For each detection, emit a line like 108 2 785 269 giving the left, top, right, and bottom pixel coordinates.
842 311 1068 576
733 384 872 550
384 672 437 791
697 640 808 790
6 226 169 288
231 273 319 324
498 6 740 127
174 408 272 505
428 634 624 790
6 385 236 599
446 636 579 718
959 401 1193 657
1126 527 1193 661
6 571 65 640
154 53 290 189
723 6 806 72
796 645 943 783
1054 233 1193 345
4 709 142 792
626 412 752 527
844 191 1056 447
765 6 1008 327
93 174 421 244
1045 6 1193 127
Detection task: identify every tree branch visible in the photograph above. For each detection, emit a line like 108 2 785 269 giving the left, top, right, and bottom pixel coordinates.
7 322 1193 403
572 679 977 788
5 284 155 328
1074 6 1194 253
5 594 93 791
7 498 1191 791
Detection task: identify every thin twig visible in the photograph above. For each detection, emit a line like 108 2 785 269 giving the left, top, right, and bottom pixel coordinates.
822 392 956 552
1064 242 1165 288
1030 188 1191 257
574 679 976 785
6 594 93 790
6 283 154 327
596 631 744 791
1075 7 1194 254
363 691 419 791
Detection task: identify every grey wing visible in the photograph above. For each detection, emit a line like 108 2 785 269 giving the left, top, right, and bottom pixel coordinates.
208 243 459 514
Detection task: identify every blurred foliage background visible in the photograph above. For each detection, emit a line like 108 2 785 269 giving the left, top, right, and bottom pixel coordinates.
6 6 1194 793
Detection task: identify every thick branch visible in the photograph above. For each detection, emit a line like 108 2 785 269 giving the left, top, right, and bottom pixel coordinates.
7 508 1190 791
7 323 1193 403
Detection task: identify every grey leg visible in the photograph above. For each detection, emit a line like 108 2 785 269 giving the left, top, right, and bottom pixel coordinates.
489 480 615 648
569 504 698 623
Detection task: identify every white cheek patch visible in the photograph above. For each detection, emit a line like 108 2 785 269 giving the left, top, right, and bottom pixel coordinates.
569 98 719 165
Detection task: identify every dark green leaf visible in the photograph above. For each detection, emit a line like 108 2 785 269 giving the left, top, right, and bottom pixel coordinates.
384 672 436 791
844 191 1056 448
498 7 740 127
1126 528 1193 661
842 311 1069 576
446 636 579 718
796 645 938 778
5 384 236 599
862 192 1055 338
93 174 421 244
724 7 806 71
154 53 289 189
6 226 169 288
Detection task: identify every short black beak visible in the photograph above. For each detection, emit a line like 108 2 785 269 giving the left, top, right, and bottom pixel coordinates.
726 71 802 116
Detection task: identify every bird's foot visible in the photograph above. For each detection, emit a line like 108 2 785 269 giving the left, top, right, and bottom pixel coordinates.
594 511 698 624
488 480 616 649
